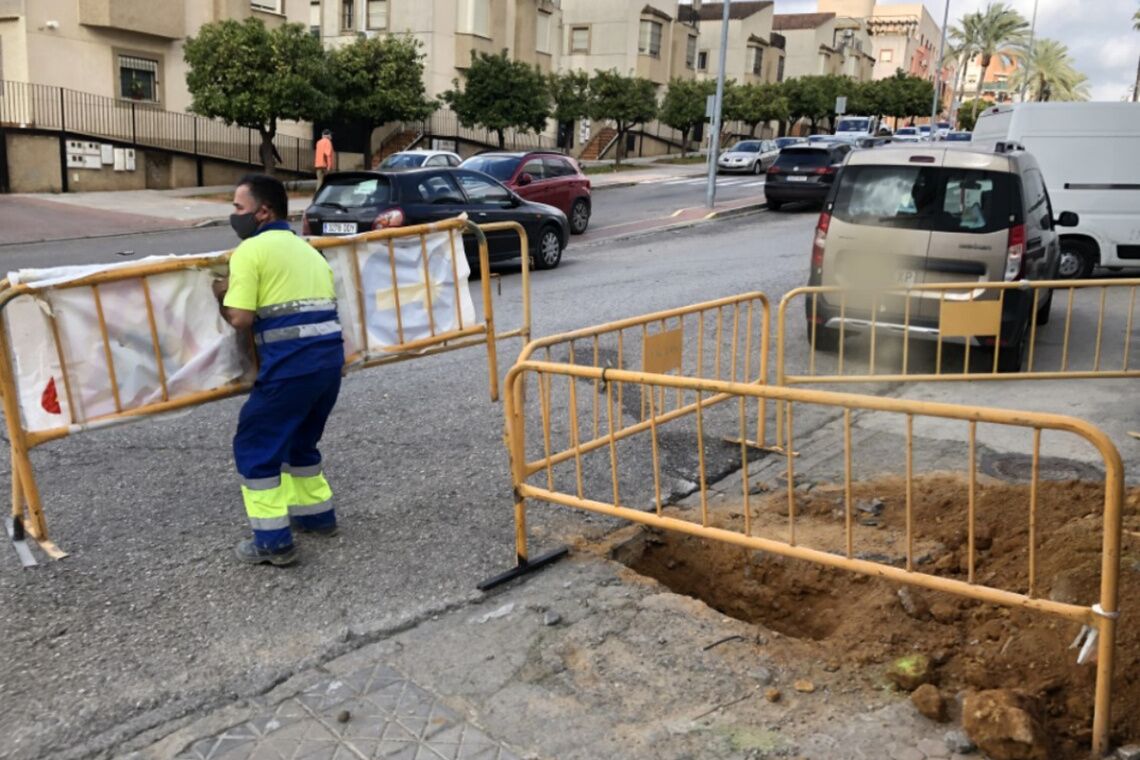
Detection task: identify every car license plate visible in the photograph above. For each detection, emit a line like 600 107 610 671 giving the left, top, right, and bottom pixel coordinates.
323 222 357 235
787 175 809 182
894 270 920 287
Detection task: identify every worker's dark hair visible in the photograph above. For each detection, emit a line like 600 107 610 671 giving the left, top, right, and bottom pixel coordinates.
237 173 288 219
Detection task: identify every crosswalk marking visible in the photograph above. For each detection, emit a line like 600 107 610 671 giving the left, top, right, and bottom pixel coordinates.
655 176 764 187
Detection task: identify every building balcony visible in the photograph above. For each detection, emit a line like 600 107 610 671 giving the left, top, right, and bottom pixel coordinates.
78 0 185 39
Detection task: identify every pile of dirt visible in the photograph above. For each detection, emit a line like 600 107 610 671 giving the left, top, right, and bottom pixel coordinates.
613 474 1140 759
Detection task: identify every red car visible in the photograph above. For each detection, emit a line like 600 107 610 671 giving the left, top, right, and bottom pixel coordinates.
460 151 592 234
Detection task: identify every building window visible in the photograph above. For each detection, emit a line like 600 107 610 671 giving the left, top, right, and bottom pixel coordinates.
309 0 321 37
638 19 662 58
569 26 589 53
697 50 708 71
879 48 893 62
341 0 355 30
119 55 160 102
685 35 697 69
536 11 552 54
458 0 490 37
750 46 763 75
776 54 785 82
367 0 387 29
251 0 282 12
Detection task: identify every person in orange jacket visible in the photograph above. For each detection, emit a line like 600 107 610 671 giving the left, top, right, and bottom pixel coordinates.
314 129 335 187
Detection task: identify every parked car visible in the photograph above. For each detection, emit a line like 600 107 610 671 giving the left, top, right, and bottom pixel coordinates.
764 143 852 211
893 127 922 142
805 143 1080 371
459 151 592 235
303 168 570 269
833 115 879 144
377 150 461 170
943 131 972 142
973 101 1140 279
717 139 780 174
774 137 803 150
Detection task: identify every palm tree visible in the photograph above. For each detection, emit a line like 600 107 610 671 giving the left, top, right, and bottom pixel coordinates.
946 12 982 126
1133 7 1139 102
968 3 1030 120
1010 39 1090 101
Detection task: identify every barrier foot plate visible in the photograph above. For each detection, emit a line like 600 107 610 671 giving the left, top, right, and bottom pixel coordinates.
477 546 569 592
6 516 38 568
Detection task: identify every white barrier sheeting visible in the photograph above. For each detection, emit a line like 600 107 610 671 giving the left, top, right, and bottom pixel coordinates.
5 229 474 433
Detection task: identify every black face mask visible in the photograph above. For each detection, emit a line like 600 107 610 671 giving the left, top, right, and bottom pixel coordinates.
230 212 261 240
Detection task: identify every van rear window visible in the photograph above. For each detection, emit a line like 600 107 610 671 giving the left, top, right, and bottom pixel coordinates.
831 166 1013 234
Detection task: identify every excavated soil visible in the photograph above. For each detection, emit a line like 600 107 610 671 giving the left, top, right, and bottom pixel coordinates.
613 475 1140 759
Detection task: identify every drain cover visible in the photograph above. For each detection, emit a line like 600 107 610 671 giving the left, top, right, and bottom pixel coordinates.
980 452 1103 482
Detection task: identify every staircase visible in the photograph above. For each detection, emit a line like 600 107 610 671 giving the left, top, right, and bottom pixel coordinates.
372 129 423 166
579 127 617 161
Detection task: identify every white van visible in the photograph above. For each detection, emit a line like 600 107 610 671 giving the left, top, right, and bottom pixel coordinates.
972 102 1140 279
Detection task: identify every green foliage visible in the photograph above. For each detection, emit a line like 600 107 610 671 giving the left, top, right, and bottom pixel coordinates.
1010 38 1089 102
588 69 658 164
955 99 988 130
184 18 333 172
659 78 715 154
330 35 435 129
725 82 789 136
780 76 830 131
444 50 549 148
548 70 591 123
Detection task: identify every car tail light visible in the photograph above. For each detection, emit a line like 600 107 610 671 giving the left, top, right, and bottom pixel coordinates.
301 213 311 236
1004 222 1026 281
373 207 405 229
767 164 782 174
811 212 831 269
813 166 835 175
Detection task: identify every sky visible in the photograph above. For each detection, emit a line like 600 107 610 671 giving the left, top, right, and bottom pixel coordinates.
772 0 1140 101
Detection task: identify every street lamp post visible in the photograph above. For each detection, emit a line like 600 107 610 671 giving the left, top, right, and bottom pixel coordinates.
705 0 731 209
1020 0 1040 102
930 0 951 132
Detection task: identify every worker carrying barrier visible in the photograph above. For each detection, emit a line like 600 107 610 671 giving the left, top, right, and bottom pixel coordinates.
778 278 1140 387
491 349 1124 757
1 217 530 564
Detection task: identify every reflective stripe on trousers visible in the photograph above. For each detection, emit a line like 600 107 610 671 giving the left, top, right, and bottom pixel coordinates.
255 320 341 346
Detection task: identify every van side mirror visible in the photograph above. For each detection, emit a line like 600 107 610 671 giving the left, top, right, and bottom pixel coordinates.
1056 211 1079 228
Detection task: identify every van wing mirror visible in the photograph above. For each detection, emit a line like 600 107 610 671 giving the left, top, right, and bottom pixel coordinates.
1056 211 1079 228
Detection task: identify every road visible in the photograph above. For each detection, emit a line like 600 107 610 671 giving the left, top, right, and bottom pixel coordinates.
0 174 767 271
3 202 1137 760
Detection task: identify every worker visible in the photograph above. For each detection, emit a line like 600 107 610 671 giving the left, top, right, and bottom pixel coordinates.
212 174 345 566
314 129 335 187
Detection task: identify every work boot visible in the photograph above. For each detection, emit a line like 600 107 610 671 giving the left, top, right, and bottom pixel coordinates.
235 539 298 566
291 516 339 537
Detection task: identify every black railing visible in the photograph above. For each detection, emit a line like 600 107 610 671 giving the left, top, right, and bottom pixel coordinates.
0 80 314 173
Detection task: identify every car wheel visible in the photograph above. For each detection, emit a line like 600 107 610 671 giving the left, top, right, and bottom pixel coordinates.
1057 240 1096 280
996 330 1027 373
768 199 783 211
533 227 563 270
752 161 763 175
569 198 590 235
806 322 841 352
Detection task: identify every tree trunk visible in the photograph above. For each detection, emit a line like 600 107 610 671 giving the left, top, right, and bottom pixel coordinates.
363 121 376 169
950 53 968 126
259 129 277 175
497 129 505 149
614 123 624 167
972 54 991 122
680 127 690 157
1133 53 1140 102
749 123 757 137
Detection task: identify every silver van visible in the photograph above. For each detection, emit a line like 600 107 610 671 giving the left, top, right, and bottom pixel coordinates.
806 143 1080 371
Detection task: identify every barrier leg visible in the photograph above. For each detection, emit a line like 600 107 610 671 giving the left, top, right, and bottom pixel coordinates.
1091 462 1124 757
474 231 500 402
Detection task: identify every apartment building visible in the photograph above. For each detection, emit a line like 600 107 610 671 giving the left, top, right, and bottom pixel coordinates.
692 1 786 86
310 0 563 97
0 0 308 115
560 0 697 88
771 11 874 82
817 0 941 81
961 53 1020 105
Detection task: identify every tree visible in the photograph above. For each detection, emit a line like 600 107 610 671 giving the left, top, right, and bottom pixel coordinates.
184 18 333 174
726 82 790 137
548 70 591 149
956 99 989 131
946 11 983 124
1010 38 1089 102
1131 6 1139 102
781 76 830 133
965 3 1029 121
659 78 715 155
588 69 658 166
444 50 549 149
330 35 435 165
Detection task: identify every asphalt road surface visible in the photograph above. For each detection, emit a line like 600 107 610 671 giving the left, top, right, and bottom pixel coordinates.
0 175 766 271
3 203 1134 760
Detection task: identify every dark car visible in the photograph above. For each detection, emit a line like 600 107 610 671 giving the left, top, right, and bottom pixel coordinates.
764 143 852 211
303 169 570 269
459 151 592 235
774 137 802 150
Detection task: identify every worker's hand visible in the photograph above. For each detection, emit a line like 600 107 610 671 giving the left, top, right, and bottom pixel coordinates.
212 276 229 302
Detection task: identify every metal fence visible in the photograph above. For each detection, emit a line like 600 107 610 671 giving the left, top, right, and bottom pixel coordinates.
0 79 313 173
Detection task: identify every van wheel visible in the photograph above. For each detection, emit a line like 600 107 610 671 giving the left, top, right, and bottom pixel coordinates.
807 322 841 352
1057 240 1096 280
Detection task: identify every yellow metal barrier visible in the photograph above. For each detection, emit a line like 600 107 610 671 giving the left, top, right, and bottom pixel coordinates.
496 359 1123 757
1 218 530 563
778 278 1140 387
